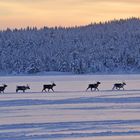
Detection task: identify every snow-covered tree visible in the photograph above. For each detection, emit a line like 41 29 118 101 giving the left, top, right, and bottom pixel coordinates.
0 18 140 74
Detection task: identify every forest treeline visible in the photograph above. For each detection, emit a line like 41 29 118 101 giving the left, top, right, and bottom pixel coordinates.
0 18 140 74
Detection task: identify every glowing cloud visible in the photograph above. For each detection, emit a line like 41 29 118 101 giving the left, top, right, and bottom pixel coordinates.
0 0 140 29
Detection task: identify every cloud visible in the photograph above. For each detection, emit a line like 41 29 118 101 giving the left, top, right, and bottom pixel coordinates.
84 0 140 3
0 0 140 29
1 0 140 3
1 0 140 8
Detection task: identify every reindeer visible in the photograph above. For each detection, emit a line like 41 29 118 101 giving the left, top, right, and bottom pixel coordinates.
0 84 7 93
86 82 101 91
42 83 56 92
112 82 126 90
16 85 30 92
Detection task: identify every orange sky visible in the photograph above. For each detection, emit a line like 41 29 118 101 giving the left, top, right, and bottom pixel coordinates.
0 0 140 29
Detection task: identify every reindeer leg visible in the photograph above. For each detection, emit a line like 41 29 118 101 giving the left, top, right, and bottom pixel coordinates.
117 87 120 90
112 86 115 90
52 88 54 92
86 87 90 91
42 88 45 92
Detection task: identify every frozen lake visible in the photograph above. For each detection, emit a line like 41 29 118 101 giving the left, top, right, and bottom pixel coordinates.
0 74 140 140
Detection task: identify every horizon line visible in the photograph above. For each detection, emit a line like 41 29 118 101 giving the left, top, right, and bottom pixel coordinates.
1 17 139 31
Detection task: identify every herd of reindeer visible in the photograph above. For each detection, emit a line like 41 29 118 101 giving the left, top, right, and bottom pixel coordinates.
0 82 126 93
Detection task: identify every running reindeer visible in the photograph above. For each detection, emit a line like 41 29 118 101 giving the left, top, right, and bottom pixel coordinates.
112 82 126 90
42 83 56 92
0 84 8 93
16 85 30 92
86 82 101 91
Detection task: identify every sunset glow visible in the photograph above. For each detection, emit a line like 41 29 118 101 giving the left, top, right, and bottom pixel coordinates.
0 0 140 29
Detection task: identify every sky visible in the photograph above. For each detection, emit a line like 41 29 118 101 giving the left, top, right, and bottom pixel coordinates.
0 0 140 29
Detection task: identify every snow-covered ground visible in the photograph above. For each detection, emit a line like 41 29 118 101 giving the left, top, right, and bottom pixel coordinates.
0 74 140 140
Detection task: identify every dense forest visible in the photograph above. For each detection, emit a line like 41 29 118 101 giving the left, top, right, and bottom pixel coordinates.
0 18 140 74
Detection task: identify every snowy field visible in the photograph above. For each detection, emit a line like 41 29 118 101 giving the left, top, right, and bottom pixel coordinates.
0 74 140 140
